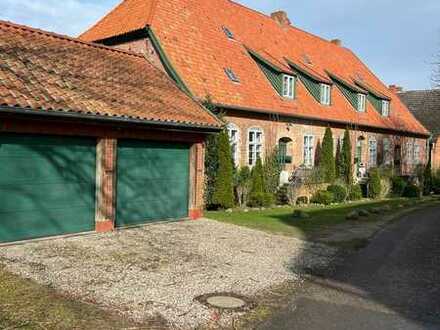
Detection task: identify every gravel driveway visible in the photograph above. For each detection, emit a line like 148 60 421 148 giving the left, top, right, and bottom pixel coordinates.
0 219 337 329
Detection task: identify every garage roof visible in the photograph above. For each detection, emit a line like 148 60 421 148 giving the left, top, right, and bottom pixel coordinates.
0 20 222 130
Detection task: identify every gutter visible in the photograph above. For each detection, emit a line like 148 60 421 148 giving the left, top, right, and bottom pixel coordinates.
215 103 430 138
0 106 222 134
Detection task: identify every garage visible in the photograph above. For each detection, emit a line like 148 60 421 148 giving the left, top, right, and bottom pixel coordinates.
116 140 190 227
0 134 96 243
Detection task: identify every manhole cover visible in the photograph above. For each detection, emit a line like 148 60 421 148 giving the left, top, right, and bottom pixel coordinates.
195 292 256 311
206 295 246 309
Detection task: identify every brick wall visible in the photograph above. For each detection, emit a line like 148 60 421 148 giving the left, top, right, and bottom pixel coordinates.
1 115 208 232
224 113 428 179
111 38 167 73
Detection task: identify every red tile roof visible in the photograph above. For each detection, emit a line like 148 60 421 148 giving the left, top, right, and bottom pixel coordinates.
0 20 221 129
80 0 428 136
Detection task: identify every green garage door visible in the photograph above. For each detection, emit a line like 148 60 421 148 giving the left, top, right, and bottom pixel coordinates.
0 134 96 243
116 140 190 227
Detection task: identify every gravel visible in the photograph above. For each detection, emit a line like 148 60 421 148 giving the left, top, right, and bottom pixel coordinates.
0 219 337 329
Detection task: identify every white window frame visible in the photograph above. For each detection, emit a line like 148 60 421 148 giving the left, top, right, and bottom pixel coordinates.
368 138 378 167
248 127 263 166
227 123 240 167
357 93 366 112
320 84 331 105
382 100 390 117
282 75 295 99
303 135 314 168
225 68 240 83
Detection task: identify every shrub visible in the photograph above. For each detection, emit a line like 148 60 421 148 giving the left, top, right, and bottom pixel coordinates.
327 184 347 203
368 168 382 199
212 130 235 209
423 165 433 195
311 190 334 205
263 148 281 195
249 158 265 196
320 127 336 183
296 196 309 205
276 184 290 205
248 192 274 207
348 184 363 201
391 176 407 196
403 184 421 198
235 166 251 207
433 170 440 194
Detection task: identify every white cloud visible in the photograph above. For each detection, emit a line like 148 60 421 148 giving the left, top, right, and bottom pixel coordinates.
0 0 119 37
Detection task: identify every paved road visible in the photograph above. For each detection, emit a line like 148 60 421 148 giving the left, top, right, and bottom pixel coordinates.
258 205 440 330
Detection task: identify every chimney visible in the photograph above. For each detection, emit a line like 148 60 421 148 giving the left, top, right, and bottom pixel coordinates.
271 11 291 27
389 85 403 94
331 39 342 46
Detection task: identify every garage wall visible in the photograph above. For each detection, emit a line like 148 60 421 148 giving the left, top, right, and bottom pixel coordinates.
0 116 208 239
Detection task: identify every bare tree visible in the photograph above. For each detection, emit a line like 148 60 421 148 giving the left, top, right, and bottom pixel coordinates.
432 46 440 88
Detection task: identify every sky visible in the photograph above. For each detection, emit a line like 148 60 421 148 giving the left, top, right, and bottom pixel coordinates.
1 0 439 90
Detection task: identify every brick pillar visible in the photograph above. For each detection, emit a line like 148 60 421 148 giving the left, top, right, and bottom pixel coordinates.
188 142 205 220
95 138 117 232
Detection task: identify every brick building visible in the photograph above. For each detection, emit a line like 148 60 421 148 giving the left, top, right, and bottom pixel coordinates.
81 0 430 182
398 89 440 171
0 21 221 243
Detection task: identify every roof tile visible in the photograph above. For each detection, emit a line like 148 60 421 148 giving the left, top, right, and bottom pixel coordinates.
0 20 221 129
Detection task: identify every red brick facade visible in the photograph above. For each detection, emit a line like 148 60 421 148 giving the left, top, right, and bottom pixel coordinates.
224 112 428 180
1 115 208 233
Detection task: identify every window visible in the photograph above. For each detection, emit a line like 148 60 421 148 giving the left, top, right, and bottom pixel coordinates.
225 68 240 83
383 138 392 165
357 93 366 112
320 84 331 105
369 138 378 167
406 141 414 164
282 75 295 99
303 135 314 167
382 100 390 117
227 124 240 166
222 26 234 40
248 128 263 166
414 144 421 164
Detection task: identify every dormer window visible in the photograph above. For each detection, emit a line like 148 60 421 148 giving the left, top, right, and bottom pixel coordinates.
282 75 295 99
357 93 366 112
381 100 390 117
320 84 331 105
222 26 234 40
225 68 240 83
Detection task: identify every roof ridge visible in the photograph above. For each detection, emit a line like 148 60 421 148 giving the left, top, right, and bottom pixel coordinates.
227 0 343 48
0 20 145 59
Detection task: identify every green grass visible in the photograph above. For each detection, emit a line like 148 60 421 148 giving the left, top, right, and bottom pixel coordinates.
206 198 437 240
0 266 160 330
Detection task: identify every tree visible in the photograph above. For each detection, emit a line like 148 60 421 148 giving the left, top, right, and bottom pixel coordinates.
341 128 353 185
314 139 322 167
250 158 265 196
335 138 343 179
320 127 336 183
263 147 281 195
212 130 234 209
204 134 219 208
235 166 251 207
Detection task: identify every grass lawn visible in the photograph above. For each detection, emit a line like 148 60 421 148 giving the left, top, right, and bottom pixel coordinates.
0 266 151 330
206 197 439 241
